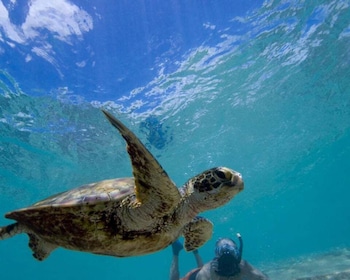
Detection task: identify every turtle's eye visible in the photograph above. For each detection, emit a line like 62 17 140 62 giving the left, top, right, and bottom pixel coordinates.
215 170 226 180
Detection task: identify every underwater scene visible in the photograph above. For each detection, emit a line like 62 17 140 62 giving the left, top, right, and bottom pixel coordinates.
1 0 350 279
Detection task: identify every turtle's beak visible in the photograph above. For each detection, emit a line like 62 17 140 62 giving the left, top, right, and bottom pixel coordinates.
231 172 244 191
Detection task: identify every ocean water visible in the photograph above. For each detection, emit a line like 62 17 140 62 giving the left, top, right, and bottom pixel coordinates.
1 0 350 279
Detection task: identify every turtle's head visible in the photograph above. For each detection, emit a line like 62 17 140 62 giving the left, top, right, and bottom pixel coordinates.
186 167 244 211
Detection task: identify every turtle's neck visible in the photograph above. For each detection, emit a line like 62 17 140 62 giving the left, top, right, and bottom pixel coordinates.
175 195 200 222
174 186 202 222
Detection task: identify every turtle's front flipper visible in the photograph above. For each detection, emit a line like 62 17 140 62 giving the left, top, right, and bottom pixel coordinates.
102 110 181 215
183 217 213 251
0 223 24 240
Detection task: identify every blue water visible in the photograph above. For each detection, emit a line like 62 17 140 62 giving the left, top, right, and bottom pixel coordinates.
1 0 350 279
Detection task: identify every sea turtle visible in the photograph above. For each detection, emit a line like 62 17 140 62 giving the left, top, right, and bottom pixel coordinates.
0 110 244 261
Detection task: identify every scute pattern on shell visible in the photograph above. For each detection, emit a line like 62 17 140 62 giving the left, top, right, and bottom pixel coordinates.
31 178 135 208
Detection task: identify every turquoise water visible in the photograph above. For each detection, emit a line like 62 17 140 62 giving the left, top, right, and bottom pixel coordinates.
1 0 350 279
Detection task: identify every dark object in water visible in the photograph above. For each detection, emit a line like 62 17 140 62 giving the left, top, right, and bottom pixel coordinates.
139 116 172 149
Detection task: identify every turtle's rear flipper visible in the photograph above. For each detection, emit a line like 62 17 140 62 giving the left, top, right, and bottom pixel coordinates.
183 216 213 251
0 223 24 240
28 233 57 261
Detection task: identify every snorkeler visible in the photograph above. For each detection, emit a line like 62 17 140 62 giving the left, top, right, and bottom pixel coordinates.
170 233 269 280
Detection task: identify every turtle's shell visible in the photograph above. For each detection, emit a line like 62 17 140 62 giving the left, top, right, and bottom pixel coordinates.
6 177 137 223
34 178 134 208
6 178 136 233
4 178 151 256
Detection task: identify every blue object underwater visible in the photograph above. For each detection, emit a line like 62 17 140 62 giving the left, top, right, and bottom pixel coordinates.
140 116 173 150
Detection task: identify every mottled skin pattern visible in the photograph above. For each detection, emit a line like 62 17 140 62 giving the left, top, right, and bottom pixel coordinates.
0 110 244 261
